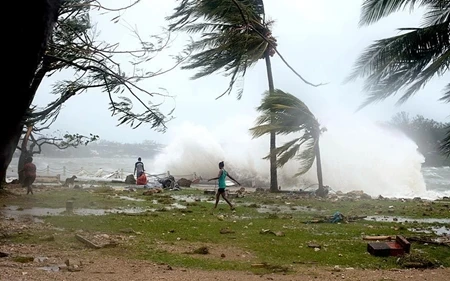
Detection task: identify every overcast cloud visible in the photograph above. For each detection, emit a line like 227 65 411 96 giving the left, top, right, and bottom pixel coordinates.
33 0 449 144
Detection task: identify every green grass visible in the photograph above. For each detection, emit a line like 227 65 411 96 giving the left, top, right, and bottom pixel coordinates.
1 187 449 273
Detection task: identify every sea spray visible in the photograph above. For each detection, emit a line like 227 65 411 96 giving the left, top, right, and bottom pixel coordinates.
152 112 429 198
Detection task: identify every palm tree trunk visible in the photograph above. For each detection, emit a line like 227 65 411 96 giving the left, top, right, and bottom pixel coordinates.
264 52 278 192
314 139 326 197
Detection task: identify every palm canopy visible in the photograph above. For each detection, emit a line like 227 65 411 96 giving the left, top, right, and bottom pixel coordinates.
250 89 322 176
347 0 450 107
442 125 450 155
166 0 275 99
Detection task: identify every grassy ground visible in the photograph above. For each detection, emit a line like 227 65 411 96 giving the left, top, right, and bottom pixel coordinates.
1 186 449 274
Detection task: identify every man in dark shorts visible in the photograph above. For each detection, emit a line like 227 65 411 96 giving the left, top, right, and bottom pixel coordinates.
134 157 145 178
20 156 37 195
208 161 240 210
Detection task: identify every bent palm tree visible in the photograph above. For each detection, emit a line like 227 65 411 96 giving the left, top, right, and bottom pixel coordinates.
250 90 327 196
167 0 322 192
347 0 450 155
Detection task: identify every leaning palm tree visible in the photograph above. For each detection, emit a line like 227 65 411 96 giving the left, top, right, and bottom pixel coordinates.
166 0 322 192
250 89 327 197
346 0 450 155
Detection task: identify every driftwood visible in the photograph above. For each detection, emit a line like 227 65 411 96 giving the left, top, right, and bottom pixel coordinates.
363 235 394 241
75 234 101 249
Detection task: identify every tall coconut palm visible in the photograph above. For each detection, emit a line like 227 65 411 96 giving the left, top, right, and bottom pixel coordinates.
167 0 322 192
347 0 450 155
249 89 327 196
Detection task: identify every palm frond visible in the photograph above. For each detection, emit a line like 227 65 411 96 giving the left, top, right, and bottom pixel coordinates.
293 141 317 176
250 89 321 176
166 0 271 98
359 0 447 26
167 0 266 31
254 89 320 134
440 124 450 156
441 83 450 102
423 1 450 25
346 22 450 109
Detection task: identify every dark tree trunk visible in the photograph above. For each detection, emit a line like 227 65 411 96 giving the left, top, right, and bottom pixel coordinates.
264 52 278 193
18 127 33 184
0 174 5 189
314 140 326 197
0 0 61 182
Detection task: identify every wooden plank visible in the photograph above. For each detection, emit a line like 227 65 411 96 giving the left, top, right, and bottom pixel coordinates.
363 235 394 241
75 234 101 249
396 235 411 253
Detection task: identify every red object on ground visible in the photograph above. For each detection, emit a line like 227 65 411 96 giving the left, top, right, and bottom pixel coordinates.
396 235 411 253
367 235 410 257
136 173 147 185
386 242 405 256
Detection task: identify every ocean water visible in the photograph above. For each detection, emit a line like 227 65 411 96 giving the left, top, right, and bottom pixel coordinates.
7 119 450 199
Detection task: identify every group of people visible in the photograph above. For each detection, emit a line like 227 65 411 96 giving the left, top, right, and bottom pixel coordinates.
20 156 241 212
133 157 240 210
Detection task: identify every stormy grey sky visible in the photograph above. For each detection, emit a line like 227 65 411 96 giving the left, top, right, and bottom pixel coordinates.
34 0 449 145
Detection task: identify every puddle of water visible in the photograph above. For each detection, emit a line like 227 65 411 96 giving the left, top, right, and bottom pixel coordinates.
171 195 201 203
409 226 450 236
1 206 155 219
432 226 450 236
165 203 187 210
256 204 318 214
366 216 450 236
364 216 450 224
116 196 145 202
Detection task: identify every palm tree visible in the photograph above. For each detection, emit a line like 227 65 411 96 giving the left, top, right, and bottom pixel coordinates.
166 0 322 192
249 89 327 197
347 0 450 155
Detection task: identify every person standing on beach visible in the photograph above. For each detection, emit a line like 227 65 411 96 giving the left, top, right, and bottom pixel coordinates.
19 156 36 195
134 157 145 178
208 161 240 210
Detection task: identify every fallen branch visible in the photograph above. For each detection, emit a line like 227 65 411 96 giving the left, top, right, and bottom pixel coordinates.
407 236 450 247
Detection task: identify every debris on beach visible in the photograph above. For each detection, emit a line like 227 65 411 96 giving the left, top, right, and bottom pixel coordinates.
396 253 441 269
259 229 285 237
142 188 163 195
219 227 235 234
305 210 368 224
191 246 209 255
367 235 410 257
177 178 192 187
307 242 321 249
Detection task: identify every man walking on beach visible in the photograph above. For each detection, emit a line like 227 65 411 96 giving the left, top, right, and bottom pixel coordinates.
134 157 145 178
208 161 240 210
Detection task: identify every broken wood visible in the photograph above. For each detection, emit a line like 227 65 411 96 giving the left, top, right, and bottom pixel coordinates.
251 263 266 268
407 236 450 247
363 235 394 241
75 234 101 249
259 229 285 237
